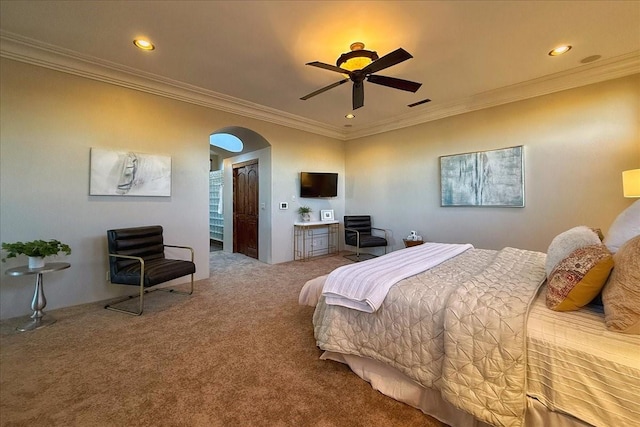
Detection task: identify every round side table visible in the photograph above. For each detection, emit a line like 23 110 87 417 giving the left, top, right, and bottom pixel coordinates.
5 262 70 332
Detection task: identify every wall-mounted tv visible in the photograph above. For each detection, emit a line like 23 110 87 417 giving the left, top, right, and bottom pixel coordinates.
300 172 338 198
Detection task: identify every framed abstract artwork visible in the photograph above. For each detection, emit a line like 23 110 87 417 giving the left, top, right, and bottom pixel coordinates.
440 145 524 207
89 148 172 196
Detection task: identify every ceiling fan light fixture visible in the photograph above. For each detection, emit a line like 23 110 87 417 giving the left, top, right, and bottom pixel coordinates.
548 45 571 56
336 42 378 72
301 46 421 110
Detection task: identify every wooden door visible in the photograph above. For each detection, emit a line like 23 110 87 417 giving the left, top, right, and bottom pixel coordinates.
233 160 258 259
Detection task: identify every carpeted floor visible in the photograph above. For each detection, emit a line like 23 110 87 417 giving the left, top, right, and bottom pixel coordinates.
0 251 446 426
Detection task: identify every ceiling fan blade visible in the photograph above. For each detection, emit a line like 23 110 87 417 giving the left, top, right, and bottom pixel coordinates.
367 75 422 93
300 79 349 100
306 61 351 75
353 81 364 110
361 48 413 75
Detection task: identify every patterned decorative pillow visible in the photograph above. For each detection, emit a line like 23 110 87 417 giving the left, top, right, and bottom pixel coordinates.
546 244 614 311
602 235 640 334
545 226 603 277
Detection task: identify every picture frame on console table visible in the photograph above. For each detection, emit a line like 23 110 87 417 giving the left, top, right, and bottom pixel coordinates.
440 145 524 207
320 209 335 221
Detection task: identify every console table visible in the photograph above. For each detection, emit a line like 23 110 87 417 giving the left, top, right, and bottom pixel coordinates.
5 262 70 332
294 220 339 261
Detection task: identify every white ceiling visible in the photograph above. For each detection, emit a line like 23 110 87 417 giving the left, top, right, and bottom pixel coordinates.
1 1 639 140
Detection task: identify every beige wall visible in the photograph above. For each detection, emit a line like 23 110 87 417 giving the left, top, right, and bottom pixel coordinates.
0 59 344 319
1 57 637 320
345 74 640 253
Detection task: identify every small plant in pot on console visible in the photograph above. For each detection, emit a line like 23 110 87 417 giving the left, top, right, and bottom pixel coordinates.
1 239 72 269
297 206 312 222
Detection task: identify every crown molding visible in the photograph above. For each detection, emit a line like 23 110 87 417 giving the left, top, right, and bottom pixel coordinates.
347 51 640 140
0 31 348 140
1 31 638 142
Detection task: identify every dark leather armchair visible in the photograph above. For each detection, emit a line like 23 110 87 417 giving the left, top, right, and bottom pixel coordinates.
344 215 389 261
105 225 195 315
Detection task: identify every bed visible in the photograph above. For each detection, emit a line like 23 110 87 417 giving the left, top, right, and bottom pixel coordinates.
300 207 640 427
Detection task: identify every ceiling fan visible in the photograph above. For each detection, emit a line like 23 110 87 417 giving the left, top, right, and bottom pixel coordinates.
301 43 422 110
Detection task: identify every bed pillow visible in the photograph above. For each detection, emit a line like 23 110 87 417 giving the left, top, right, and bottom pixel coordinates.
603 200 640 254
602 235 640 334
545 226 603 277
546 244 614 311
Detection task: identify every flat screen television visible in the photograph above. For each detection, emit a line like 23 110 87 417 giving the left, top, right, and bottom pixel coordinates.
300 172 338 198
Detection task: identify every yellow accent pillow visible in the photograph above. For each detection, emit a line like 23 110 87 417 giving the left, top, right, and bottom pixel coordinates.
546 244 614 311
602 235 640 334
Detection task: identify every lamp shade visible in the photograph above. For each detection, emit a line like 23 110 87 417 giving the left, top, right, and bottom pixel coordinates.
336 42 378 72
622 169 640 198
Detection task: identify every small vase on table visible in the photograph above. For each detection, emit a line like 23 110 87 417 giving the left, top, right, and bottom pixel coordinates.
28 256 45 269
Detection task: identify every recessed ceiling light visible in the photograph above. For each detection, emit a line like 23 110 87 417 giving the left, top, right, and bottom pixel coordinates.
548 45 572 56
345 114 355 119
133 38 155 51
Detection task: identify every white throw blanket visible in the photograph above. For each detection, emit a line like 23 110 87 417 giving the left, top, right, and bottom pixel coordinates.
322 242 473 313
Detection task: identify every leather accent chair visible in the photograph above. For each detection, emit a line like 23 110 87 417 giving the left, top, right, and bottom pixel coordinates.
105 225 195 315
343 215 389 261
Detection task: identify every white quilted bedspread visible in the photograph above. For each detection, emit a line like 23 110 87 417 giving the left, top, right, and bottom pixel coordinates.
313 247 546 427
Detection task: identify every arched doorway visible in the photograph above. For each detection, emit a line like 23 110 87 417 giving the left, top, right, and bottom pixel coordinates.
209 126 272 263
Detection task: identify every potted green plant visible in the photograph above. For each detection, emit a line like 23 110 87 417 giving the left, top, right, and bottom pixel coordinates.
1 239 71 269
297 205 312 222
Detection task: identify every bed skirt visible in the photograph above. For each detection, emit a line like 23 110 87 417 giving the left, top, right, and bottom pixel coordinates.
321 351 592 427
